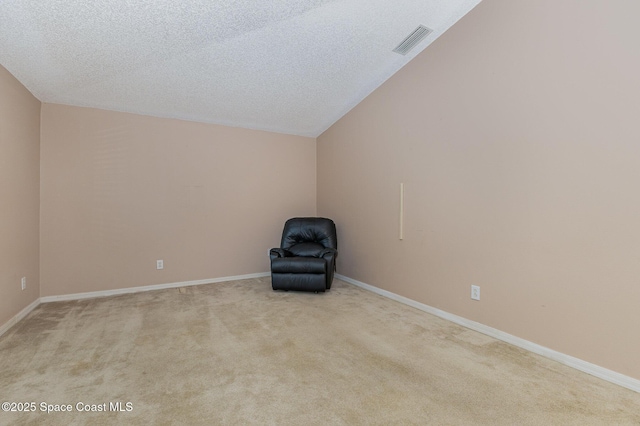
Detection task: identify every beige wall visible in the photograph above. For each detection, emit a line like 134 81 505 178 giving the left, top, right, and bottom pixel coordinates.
40 104 316 296
0 66 41 326
318 0 640 380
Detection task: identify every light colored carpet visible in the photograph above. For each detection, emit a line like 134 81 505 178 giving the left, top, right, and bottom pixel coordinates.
0 277 638 425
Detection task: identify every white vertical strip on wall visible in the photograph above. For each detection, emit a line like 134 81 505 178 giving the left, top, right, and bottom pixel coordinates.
399 182 404 240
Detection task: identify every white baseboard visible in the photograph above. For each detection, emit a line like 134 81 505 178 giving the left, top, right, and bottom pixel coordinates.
40 272 270 303
0 298 40 338
336 274 640 394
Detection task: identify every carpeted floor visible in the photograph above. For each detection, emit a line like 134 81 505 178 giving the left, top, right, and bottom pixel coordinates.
0 277 638 425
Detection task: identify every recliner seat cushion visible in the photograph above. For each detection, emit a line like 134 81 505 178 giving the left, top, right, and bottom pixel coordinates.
287 242 325 257
271 257 326 274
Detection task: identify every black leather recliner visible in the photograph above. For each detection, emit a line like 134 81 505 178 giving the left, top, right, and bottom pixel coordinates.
270 217 338 292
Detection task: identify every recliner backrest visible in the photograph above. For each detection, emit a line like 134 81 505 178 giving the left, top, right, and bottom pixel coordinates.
280 218 337 257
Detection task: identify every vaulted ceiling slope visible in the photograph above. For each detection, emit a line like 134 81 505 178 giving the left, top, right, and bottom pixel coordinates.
0 0 481 137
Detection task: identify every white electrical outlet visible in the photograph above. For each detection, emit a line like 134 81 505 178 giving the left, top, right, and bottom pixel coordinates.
471 285 480 301
156 260 164 270
21 277 26 290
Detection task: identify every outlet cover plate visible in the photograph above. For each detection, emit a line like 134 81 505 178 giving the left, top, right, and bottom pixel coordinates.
471 285 480 301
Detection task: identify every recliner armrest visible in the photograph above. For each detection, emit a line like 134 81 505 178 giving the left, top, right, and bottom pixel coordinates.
319 247 337 257
319 247 337 263
270 248 293 261
319 248 338 288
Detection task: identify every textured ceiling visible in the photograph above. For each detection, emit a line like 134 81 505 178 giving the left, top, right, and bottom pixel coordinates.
0 0 481 137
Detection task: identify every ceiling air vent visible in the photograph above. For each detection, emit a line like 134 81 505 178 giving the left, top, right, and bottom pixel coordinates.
392 25 433 55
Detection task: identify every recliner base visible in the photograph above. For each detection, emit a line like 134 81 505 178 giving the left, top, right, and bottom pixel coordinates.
271 273 326 293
